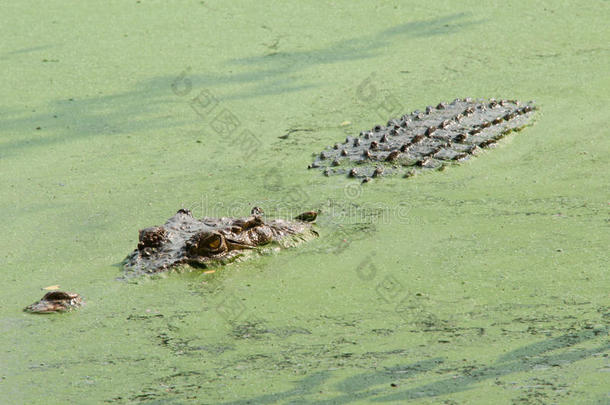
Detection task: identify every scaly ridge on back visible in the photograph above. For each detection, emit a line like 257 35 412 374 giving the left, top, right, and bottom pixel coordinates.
308 98 537 180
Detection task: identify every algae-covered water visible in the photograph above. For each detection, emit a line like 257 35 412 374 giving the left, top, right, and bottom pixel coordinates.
1 1 608 403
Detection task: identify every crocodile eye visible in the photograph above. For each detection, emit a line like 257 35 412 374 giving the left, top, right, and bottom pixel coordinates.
208 235 222 249
188 232 227 256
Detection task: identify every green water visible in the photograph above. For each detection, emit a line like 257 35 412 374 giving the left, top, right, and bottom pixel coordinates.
1 1 608 403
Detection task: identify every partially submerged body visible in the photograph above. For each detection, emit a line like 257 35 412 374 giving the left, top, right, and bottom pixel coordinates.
123 208 318 277
309 98 537 180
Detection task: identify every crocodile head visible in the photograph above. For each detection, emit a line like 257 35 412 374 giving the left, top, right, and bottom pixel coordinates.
123 207 318 277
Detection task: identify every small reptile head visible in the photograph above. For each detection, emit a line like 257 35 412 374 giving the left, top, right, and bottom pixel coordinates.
24 291 84 314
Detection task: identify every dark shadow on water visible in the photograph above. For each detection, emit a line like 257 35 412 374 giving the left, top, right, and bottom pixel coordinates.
224 13 484 98
219 371 332 405
0 44 56 60
374 331 608 402
0 78 187 156
216 328 607 404
380 12 481 38
334 358 445 394
0 13 483 157
150 13 484 104
230 13 482 68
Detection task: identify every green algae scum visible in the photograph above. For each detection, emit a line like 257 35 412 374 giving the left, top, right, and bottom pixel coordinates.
1 1 608 404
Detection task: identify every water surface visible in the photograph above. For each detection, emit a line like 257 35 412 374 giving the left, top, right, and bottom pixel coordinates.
1 1 608 403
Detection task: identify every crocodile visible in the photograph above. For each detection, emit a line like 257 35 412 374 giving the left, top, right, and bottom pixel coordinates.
23 97 538 312
24 291 84 314
309 98 536 181
122 207 318 277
